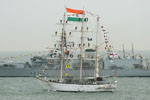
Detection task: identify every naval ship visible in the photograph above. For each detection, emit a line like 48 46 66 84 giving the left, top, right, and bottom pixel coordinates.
0 47 149 77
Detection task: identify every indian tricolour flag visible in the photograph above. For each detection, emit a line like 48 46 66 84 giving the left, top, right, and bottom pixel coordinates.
66 8 88 22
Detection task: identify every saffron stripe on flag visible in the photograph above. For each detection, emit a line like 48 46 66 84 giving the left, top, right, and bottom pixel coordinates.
66 8 84 14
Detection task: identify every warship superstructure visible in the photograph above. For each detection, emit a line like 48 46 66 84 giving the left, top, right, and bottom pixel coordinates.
0 48 149 77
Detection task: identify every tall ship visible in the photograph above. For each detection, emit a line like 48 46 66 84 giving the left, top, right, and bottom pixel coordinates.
37 7 116 92
0 8 150 77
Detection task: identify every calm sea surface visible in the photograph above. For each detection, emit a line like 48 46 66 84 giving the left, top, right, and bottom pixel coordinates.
0 77 150 100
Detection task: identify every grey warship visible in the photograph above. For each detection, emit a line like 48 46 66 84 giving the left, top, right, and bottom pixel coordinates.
0 46 150 77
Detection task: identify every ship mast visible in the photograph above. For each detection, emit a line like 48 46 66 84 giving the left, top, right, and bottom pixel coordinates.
123 44 125 59
95 17 100 79
79 11 85 82
60 13 66 82
131 43 134 59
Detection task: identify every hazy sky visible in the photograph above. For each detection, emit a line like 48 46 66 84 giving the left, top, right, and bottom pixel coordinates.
0 0 150 51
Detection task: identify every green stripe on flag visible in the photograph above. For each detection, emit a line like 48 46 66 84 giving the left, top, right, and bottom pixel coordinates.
67 17 88 22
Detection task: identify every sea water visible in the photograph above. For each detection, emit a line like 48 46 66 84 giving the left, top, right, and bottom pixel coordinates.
0 77 150 100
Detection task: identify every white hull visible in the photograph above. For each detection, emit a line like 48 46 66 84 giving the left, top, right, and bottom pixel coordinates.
36 76 116 92
49 82 116 92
